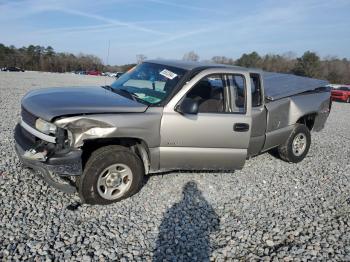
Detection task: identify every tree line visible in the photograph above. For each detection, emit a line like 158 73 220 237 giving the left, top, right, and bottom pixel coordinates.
0 43 136 73
183 51 350 84
1 43 349 84
0 44 103 72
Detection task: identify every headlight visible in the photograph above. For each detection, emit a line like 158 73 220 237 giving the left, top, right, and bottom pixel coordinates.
35 118 57 135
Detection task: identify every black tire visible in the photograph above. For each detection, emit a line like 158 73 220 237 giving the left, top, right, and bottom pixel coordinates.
277 124 311 163
347 97 350 103
77 145 144 205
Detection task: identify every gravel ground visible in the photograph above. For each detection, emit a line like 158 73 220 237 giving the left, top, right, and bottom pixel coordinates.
0 71 349 261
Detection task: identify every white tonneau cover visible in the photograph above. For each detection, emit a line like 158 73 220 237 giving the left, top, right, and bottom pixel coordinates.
263 72 329 101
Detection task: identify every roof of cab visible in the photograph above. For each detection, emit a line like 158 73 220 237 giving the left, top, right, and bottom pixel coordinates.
145 59 252 72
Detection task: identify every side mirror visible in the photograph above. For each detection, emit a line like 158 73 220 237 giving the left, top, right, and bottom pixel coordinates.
175 98 198 115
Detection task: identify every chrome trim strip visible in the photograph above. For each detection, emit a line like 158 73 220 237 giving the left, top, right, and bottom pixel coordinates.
20 119 56 143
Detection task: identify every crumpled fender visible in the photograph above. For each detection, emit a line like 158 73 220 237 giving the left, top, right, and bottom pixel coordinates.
54 108 163 149
55 117 117 147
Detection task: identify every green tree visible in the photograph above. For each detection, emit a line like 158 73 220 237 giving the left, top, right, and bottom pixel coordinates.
293 51 321 78
235 51 261 68
45 46 55 56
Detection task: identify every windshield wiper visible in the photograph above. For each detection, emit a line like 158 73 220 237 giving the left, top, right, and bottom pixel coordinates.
120 89 153 105
101 85 113 91
101 85 136 98
118 88 139 100
101 85 150 105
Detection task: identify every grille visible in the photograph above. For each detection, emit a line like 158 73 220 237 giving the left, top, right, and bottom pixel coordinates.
21 107 37 128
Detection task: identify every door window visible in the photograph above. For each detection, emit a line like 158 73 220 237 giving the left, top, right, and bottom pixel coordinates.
185 74 246 113
225 74 246 113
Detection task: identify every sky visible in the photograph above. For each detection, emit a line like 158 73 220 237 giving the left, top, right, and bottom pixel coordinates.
0 0 350 65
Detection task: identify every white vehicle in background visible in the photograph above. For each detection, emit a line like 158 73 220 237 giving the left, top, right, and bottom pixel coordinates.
327 84 342 89
109 72 124 78
108 72 117 77
102 72 124 78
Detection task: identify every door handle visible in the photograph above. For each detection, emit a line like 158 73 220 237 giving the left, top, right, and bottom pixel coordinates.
233 123 249 132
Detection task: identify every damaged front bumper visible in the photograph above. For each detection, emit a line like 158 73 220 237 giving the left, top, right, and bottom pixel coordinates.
14 123 82 193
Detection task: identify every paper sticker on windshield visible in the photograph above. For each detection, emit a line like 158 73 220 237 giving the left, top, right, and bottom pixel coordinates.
160 69 177 80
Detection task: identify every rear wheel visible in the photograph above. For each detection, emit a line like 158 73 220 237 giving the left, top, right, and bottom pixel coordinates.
347 97 350 103
77 145 144 205
277 124 311 163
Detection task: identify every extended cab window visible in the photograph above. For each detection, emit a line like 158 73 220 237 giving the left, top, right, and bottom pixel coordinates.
250 73 262 107
185 74 246 113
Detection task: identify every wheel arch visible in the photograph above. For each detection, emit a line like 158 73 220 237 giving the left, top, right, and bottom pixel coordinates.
296 112 318 131
81 137 151 174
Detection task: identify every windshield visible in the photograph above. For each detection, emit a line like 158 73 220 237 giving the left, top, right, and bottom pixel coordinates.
110 62 187 105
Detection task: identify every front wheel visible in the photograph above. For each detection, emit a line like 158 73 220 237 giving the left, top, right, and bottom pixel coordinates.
277 124 311 163
77 145 144 205
347 97 350 103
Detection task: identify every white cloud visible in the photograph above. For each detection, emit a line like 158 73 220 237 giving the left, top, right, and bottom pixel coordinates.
146 0 228 15
56 8 169 36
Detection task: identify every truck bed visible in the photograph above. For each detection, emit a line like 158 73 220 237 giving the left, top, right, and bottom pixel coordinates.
263 72 329 101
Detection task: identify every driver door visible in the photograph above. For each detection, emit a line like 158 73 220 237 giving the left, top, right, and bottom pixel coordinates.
159 69 252 170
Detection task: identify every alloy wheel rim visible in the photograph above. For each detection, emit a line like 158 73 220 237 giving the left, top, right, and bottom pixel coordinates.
97 163 133 200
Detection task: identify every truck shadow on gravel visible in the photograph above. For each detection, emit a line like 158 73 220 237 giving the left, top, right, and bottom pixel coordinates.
153 181 220 261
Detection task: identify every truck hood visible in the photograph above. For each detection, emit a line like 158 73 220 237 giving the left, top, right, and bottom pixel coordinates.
22 86 148 121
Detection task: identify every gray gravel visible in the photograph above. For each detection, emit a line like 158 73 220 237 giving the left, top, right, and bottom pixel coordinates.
1 71 350 261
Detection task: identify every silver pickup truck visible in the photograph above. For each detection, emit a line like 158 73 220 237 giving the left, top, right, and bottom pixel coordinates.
14 60 331 204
